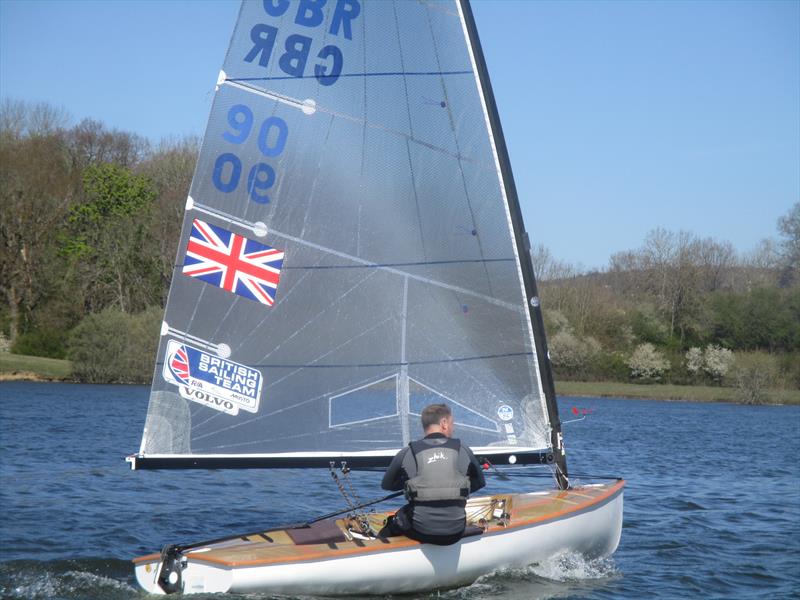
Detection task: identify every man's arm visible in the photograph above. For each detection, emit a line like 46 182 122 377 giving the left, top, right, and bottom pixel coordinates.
464 447 486 492
381 447 409 491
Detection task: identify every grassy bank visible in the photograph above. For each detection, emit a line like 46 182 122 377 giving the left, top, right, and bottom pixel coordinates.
0 353 72 381
556 380 800 405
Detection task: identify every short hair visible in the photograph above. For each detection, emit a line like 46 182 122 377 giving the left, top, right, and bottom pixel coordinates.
421 403 452 430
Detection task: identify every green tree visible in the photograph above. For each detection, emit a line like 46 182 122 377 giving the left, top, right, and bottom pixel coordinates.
609 229 705 345
68 306 161 383
709 287 800 352
62 163 160 313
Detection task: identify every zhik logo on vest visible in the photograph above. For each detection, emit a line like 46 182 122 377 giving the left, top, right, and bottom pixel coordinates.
427 451 447 464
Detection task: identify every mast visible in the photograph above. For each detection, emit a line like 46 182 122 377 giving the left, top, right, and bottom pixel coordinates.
458 0 568 489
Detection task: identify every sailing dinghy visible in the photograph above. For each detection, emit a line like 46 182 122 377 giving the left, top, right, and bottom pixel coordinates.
129 0 624 595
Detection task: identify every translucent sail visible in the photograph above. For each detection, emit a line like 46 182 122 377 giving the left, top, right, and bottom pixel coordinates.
133 0 557 469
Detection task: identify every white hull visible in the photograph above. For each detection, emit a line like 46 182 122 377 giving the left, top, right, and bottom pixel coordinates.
135 485 623 595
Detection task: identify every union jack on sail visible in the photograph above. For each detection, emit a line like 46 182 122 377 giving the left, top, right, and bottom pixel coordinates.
168 344 190 384
182 218 283 306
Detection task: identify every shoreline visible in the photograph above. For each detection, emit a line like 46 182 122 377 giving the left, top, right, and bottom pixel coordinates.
0 352 72 382
0 371 56 382
2 353 797 405
557 380 799 405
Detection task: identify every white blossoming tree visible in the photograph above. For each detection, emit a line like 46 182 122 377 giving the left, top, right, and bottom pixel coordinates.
703 345 735 382
549 330 601 375
627 343 671 380
685 347 703 375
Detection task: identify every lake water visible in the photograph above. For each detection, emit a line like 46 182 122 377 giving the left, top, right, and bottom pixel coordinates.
0 382 798 599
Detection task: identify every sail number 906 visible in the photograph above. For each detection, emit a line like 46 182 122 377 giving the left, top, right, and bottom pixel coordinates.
212 104 288 204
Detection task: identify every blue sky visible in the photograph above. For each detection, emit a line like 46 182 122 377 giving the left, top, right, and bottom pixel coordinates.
1 0 797 269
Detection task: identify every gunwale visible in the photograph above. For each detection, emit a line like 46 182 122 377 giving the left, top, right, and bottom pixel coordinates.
133 479 624 568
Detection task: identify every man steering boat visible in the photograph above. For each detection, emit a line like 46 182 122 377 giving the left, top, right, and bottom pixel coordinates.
380 403 486 545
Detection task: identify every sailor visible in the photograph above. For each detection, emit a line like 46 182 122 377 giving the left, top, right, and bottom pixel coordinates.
380 403 486 545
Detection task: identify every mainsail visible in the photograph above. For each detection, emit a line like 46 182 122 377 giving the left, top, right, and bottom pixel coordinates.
130 0 565 478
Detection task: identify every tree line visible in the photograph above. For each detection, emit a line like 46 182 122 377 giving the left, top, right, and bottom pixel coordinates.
533 217 799 394
1 100 196 366
1 100 798 392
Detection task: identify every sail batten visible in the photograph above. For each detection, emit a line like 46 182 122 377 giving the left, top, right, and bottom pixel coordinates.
136 0 557 469
183 200 525 310
225 77 505 169
153 352 535 370
230 70 474 81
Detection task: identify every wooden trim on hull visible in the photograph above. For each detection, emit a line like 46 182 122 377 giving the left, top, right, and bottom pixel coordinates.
134 480 624 571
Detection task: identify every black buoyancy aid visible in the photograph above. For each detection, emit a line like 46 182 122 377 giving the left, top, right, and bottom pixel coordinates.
404 438 471 502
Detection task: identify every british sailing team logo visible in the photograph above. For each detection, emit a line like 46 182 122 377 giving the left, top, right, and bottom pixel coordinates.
163 340 262 415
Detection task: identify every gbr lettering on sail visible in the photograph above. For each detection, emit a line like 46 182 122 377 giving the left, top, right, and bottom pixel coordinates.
211 0 361 205
245 0 361 86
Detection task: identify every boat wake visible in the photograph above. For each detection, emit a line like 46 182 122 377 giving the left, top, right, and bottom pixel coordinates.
529 550 619 582
0 552 618 600
0 559 137 600
440 552 620 600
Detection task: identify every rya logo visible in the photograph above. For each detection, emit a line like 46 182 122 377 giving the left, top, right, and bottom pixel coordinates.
427 451 447 464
